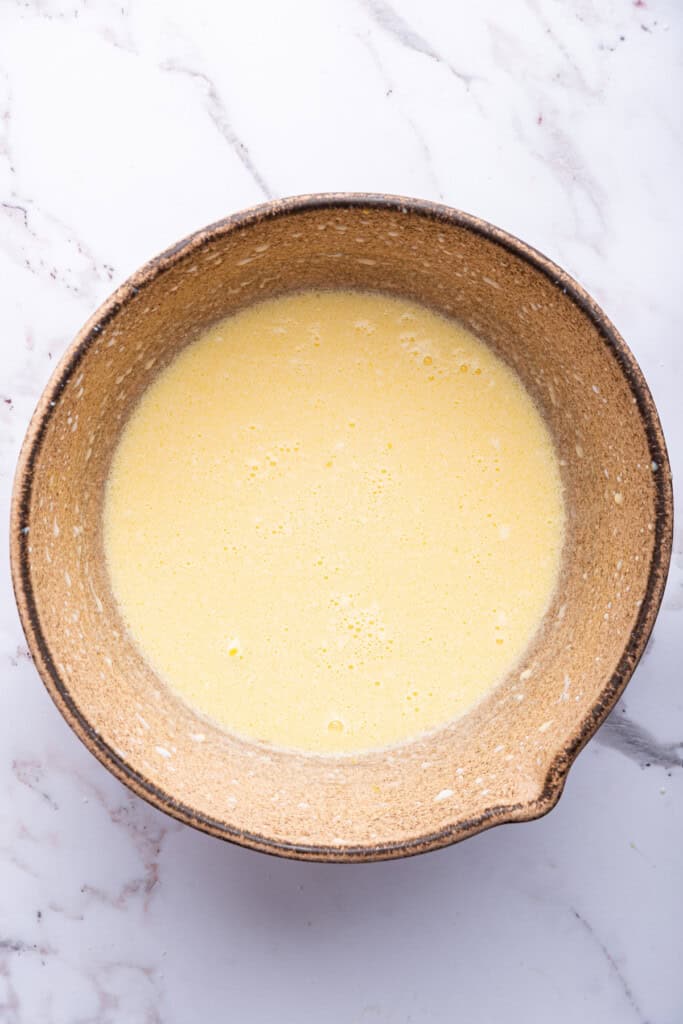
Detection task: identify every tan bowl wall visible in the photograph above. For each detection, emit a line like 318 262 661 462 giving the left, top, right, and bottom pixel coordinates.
12 197 672 860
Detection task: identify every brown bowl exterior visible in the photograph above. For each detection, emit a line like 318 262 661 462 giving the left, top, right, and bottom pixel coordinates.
10 195 673 862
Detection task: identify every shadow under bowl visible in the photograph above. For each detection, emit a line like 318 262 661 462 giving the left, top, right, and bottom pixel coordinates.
10 194 673 861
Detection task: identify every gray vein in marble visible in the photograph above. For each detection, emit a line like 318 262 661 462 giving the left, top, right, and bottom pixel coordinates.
0 193 115 298
571 908 648 1024
597 707 683 771
1 201 28 229
12 760 59 811
481 19 607 255
8 644 32 667
0 938 54 956
526 0 597 95
358 33 444 200
79 782 174 912
0 937 55 1024
85 959 164 1024
11 0 139 57
161 60 273 199
358 0 473 86
535 120 607 254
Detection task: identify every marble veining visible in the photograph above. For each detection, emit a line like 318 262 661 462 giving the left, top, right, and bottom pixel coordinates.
598 703 683 772
160 60 274 200
571 907 648 1024
358 0 475 85
0 1 681 1022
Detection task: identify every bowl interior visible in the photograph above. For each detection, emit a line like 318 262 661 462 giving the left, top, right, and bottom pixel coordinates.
13 197 671 859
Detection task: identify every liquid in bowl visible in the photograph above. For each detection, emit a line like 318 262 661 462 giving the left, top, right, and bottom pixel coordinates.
104 289 565 754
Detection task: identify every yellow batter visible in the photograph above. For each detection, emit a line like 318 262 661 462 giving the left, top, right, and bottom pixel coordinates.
104 291 564 754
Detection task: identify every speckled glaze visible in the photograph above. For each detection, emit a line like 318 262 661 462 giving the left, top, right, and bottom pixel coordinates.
10 195 673 862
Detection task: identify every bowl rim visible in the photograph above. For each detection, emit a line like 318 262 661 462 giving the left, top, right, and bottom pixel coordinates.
10 192 674 862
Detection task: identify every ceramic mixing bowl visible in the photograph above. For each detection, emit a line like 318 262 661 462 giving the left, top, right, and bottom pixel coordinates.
10 195 672 861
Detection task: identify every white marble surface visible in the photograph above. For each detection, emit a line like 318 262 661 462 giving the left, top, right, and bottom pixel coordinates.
1 1 681 1021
